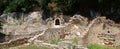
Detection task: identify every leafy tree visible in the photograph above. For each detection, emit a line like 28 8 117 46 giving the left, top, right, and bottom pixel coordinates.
3 0 40 13
0 0 120 22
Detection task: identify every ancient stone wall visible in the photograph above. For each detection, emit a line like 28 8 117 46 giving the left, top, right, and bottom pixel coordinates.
86 17 120 47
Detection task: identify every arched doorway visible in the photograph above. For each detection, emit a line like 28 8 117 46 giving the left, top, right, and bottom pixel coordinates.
55 19 60 25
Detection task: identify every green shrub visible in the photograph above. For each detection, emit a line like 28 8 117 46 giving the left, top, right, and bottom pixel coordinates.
72 37 78 45
3 0 39 14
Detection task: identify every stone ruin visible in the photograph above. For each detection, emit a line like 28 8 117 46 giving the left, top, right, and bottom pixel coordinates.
0 11 120 49
37 14 120 47
85 17 120 46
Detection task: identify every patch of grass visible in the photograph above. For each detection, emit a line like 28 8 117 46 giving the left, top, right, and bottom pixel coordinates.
88 44 114 49
72 37 78 45
39 46 49 49
17 45 40 49
7 45 49 49
50 39 61 45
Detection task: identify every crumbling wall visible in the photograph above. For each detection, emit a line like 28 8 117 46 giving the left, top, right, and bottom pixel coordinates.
37 28 67 42
86 17 120 47
0 37 29 49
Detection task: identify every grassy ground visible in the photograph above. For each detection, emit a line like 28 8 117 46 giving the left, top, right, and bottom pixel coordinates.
49 37 79 45
6 43 118 49
88 44 114 49
6 45 50 49
5 39 118 49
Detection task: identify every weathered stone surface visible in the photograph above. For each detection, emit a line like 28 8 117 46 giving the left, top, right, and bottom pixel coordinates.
86 17 120 47
0 37 30 49
72 45 88 49
114 33 120 47
37 28 66 42
58 41 72 49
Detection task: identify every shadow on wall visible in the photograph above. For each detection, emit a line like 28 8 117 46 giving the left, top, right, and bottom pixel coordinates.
0 32 6 43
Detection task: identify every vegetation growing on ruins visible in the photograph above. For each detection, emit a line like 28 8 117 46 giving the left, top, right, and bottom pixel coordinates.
72 37 78 45
50 39 61 45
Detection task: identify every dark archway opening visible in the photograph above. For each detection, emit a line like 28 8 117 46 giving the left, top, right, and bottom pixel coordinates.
55 19 60 25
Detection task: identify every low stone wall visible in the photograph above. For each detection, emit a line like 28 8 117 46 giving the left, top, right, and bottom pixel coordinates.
33 40 88 49
0 37 30 49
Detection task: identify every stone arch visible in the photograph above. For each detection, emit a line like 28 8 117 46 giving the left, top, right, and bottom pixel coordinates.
55 19 60 25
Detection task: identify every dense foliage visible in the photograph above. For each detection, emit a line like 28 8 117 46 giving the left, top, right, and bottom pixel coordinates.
0 0 120 22
0 0 120 14
0 0 39 14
